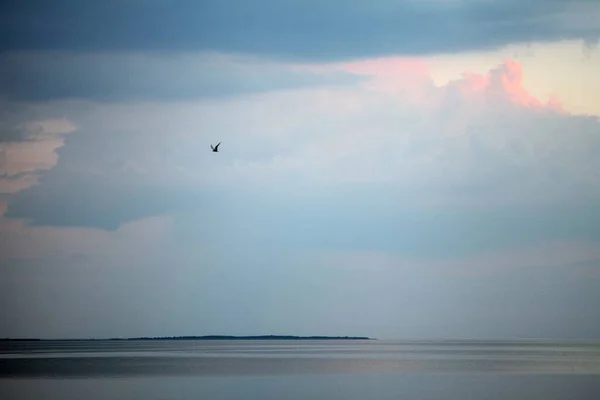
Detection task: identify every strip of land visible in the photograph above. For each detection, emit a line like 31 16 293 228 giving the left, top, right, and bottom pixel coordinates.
1 335 373 341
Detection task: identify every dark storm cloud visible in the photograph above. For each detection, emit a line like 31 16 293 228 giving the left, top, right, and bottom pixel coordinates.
1 0 598 60
0 52 361 102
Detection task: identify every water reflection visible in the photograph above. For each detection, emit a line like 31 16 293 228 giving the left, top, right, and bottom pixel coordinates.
2 340 600 376
2 340 600 400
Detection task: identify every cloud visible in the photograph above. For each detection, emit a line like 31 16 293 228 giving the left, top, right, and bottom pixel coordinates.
241 59 599 206
0 126 32 143
4 173 206 230
0 215 199 338
0 116 76 198
166 204 598 265
0 51 362 101
2 221 599 338
2 3 599 341
10 59 600 188
2 1 599 60
0 214 175 268
3 58 600 262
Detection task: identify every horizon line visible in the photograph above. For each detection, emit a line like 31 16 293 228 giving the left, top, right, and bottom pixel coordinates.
0 335 376 341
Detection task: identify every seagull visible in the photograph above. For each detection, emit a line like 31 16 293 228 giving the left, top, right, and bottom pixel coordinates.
211 142 221 152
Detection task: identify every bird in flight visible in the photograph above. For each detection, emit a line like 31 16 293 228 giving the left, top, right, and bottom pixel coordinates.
211 142 221 152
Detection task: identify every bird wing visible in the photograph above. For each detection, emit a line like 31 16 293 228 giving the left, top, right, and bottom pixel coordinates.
210 144 215 150
215 142 221 150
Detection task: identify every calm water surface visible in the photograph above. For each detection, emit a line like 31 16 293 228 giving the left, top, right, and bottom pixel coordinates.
2 340 600 399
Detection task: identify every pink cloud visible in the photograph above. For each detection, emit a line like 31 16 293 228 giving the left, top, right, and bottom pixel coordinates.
304 57 567 114
471 59 566 113
300 57 436 105
335 57 432 94
256 55 596 195
0 118 77 196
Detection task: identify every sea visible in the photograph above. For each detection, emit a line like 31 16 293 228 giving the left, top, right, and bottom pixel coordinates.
1 339 600 399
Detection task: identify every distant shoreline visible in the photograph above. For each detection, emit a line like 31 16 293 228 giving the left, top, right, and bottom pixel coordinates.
0 335 374 342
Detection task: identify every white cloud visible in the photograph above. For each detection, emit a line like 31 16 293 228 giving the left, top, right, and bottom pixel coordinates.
3 57 600 228
205 58 600 205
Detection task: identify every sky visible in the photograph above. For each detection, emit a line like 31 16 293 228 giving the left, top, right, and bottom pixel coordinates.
1 0 600 340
